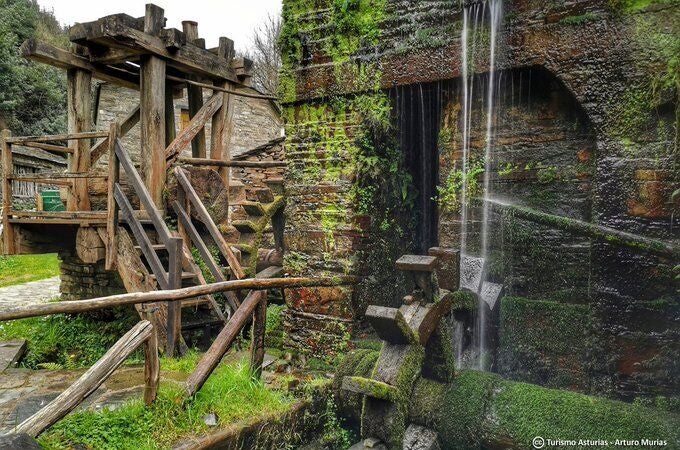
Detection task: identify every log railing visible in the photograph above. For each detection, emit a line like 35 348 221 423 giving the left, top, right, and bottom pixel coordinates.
0 276 352 437
107 131 184 355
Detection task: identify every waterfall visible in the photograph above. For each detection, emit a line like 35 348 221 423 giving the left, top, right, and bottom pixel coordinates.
456 0 503 371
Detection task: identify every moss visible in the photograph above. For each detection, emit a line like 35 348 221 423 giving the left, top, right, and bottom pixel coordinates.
559 12 600 25
334 349 379 423
490 378 680 449
609 0 679 13
265 304 286 349
345 376 397 400
498 297 591 389
450 290 477 312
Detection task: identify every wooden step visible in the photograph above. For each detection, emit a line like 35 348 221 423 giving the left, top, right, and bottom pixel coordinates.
149 271 197 281
134 244 166 251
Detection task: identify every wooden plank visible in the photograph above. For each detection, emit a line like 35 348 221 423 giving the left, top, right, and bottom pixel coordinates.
140 52 166 208
9 211 106 220
341 376 398 401
255 265 284 279
365 305 416 345
11 172 104 179
250 292 267 380
179 158 286 168
7 131 109 144
9 177 73 186
90 105 140 165
164 85 176 147
185 290 266 396
165 94 222 166
20 39 139 90
142 306 160 405
174 167 245 279
21 141 73 155
8 218 106 225
105 123 120 270
2 130 15 255
15 321 152 437
0 276 355 322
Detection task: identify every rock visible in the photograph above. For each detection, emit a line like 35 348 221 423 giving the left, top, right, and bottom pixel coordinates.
0 433 41 450
0 340 26 372
203 412 218 427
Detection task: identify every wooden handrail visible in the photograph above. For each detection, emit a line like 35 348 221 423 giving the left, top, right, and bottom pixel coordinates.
0 276 356 322
7 131 109 144
21 141 73 154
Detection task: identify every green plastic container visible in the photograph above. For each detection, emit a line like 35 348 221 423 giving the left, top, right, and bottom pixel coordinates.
41 189 65 212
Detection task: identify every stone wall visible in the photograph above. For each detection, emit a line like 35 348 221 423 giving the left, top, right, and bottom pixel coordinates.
280 0 679 402
95 83 283 166
58 253 125 301
231 137 285 190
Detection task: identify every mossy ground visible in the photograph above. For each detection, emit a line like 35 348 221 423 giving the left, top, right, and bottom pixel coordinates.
0 253 60 287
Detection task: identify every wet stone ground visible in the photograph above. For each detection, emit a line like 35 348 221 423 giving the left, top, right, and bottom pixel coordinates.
0 366 186 433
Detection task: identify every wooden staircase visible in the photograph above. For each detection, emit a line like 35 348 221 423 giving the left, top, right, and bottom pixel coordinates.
107 136 244 355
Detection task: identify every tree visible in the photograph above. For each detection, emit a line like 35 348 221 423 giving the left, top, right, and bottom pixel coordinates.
0 0 67 135
244 14 281 96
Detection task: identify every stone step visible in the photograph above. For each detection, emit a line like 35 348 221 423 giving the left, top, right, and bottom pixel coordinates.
264 177 284 195
341 376 397 401
232 220 260 234
246 187 274 203
240 201 266 216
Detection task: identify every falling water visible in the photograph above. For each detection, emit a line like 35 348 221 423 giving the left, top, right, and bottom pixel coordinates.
456 0 503 370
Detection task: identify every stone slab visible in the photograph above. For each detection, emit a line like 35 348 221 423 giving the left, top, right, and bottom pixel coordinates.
0 341 26 372
395 255 438 272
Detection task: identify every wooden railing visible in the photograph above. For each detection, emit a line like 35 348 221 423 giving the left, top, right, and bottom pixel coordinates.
106 124 184 355
0 276 353 438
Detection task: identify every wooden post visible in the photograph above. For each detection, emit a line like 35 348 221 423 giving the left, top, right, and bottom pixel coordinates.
185 290 267 396
1 129 15 254
15 320 153 437
66 48 92 212
210 37 235 187
140 4 166 208
142 305 160 405
182 20 207 158
165 85 176 147
105 123 120 270
250 291 267 380
166 236 183 356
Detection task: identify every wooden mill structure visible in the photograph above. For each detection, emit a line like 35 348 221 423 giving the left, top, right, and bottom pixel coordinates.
0 4 286 356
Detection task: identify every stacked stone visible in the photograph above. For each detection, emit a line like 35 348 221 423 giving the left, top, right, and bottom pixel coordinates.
59 255 124 301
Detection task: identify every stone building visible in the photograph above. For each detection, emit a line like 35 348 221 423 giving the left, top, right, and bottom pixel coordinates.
280 0 678 402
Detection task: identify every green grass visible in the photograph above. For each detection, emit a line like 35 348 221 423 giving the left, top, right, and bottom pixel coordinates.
38 358 294 450
0 253 60 287
0 311 139 369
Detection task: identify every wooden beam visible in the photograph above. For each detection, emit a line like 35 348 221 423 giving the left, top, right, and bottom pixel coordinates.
166 75 278 100
14 320 153 437
0 276 356 322
7 131 109 144
166 236 184 356
181 21 207 159
2 130 15 255
174 167 245 279
68 16 238 82
164 85 176 147
142 306 160 405
105 122 120 270
20 39 139 90
21 141 73 155
210 37 235 185
90 105 140 165
185 290 266 396
165 94 222 166
9 177 73 187
9 211 106 220
140 54 166 207
66 58 92 212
